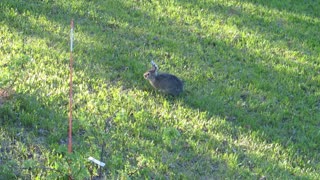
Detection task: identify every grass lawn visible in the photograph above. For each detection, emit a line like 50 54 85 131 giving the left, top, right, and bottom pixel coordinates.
1 0 320 179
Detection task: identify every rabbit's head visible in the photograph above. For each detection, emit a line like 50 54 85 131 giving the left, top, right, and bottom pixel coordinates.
144 61 158 80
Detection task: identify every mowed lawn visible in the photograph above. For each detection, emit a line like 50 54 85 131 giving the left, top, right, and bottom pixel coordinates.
1 0 320 179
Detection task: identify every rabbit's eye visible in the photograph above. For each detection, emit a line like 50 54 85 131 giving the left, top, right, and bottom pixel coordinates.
144 72 149 78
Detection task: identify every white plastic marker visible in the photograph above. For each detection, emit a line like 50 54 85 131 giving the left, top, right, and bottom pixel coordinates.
88 157 105 167
70 20 74 52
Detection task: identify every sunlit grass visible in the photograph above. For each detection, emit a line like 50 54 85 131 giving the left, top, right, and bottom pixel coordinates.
1 0 319 179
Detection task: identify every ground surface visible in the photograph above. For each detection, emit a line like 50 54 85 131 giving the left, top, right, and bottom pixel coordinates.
1 0 320 179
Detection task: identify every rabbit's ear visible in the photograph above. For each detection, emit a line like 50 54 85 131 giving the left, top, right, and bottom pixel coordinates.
150 61 158 76
151 61 158 71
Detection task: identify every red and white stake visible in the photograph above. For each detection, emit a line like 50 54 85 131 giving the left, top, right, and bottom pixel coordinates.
68 19 74 153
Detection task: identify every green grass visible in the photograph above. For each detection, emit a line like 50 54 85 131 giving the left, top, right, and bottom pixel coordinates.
1 0 320 179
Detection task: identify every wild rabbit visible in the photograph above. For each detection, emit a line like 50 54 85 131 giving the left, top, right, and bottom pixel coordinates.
144 61 183 96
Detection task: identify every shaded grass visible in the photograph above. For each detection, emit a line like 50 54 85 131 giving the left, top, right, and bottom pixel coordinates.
1 0 320 179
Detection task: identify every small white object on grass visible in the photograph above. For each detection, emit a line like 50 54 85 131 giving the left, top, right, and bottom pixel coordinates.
88 156 105 167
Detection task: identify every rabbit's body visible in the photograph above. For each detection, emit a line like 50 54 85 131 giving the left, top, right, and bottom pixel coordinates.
144 61 183 96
